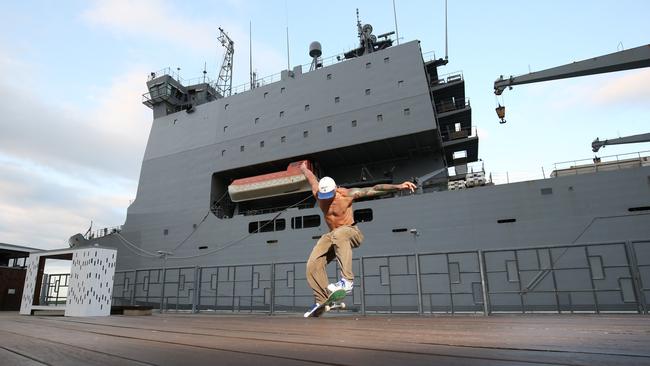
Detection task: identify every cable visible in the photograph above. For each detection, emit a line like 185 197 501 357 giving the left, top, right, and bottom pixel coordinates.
168 194 313 260
114 232 160 258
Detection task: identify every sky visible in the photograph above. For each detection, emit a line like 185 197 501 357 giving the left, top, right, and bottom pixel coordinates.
1 0 649 251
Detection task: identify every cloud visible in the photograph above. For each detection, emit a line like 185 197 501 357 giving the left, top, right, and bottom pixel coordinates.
81 0 214 51
80 0 286 85
589 68 650 106
0 57 149 249
0 67 150 180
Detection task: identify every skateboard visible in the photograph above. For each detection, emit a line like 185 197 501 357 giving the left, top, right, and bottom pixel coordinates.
323 289 347 312
305 289 347 317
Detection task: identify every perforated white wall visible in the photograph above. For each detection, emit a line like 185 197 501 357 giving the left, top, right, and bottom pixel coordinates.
20 247 117 316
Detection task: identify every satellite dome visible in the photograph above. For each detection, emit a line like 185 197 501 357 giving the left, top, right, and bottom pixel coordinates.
309 41 322 58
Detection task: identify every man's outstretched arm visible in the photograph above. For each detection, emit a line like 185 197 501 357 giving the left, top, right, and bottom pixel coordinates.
299 161 319 197
346 181 416 200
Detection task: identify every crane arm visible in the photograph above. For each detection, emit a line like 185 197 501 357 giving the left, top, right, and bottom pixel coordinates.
494 44 650 95
592 132 650 152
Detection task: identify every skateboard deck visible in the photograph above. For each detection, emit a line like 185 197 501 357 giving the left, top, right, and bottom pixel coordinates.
305 289 347 317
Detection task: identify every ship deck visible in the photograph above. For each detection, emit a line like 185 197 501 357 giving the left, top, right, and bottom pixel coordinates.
1 312 649 366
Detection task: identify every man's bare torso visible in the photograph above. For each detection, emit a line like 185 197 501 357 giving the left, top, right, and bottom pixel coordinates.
318 188 355 230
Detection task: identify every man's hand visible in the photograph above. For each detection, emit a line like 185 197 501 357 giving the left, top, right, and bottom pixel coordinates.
398 181 416 193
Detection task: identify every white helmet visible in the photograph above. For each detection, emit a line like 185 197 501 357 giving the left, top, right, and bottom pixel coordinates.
317 176 336 199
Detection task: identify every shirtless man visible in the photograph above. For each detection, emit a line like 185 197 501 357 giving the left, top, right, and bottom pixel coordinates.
300 162 416 317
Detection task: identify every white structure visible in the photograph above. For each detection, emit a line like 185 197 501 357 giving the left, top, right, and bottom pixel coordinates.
20 247 117 317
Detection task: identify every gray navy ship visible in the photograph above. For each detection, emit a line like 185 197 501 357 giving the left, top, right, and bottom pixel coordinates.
70 19 650 315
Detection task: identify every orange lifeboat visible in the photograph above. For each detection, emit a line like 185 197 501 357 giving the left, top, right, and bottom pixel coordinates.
228 160 312 202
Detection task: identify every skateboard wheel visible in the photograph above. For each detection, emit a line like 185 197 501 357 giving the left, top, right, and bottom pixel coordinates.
324 305 331 311
340 302 346 309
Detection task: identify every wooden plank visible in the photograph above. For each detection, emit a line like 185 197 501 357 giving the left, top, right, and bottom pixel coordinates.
0 346 46 366
1 313 649 366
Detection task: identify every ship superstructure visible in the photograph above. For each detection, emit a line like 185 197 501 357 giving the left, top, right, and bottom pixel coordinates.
71 22 650 315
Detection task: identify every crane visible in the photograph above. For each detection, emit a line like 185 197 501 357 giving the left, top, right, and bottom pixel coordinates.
216 27 234 97
494 44 650 96
592 132 650 152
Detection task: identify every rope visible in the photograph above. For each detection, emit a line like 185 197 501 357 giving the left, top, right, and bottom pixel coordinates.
169 194 313 260
110 192 313 261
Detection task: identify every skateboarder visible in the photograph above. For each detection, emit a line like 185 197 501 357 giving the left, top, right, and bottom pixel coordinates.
300 162 416 317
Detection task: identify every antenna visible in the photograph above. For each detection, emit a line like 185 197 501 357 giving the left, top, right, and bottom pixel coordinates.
392 0 400 45
444 0 448 60
249 21 254 89
216 27 234 97
285 0 290 70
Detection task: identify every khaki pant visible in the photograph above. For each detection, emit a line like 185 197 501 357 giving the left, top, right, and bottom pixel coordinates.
306 225 364 303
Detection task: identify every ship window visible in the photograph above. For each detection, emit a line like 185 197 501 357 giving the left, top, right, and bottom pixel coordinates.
354 208 373 223
255 117 260 124
259 220 274 232
365 62 371 69
453 150 467 159
221 149 226 156
326 73 332 80
403 108 410 116
351 120 357 127
305 104 310 111
260 141 264 148
224 103 229 110
264 92 268 98
280 87 286 93
303 131 309 138
198 246 208 250
248 222 259 233
397 80 403 87
279 111 285 118
223 125 228 132
334 96 340 103
291 216 302 229
454 122 461 132
365 88 371 95
327 125 332 133
303 215 320 228
240 145 245 152
163 229 169 236
275 219 286 231
376 114 383 122
281 136 286 143
384 57 390 63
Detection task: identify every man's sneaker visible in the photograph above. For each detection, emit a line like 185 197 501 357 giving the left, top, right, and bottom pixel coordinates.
303 303 323 317
327 278 353 293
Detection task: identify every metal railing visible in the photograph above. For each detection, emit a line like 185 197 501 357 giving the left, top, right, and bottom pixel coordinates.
43 274 70 306
435 97 470 114
430 70 464 87
147 46 440 98
552 150 650 176
87 226 122 240
112 239 650 315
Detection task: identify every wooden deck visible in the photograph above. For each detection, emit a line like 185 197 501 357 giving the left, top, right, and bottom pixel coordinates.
1 312 649 365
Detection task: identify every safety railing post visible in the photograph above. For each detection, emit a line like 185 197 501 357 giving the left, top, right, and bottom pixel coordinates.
415 253 423 315
360 257 366 316
478 250 491 316
270 263 275 315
